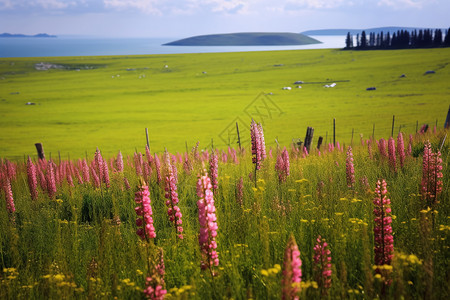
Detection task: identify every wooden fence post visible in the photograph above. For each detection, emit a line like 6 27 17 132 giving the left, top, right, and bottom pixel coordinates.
145 128 150 149
333 118 336 147
391 115 395 137
444 105 450 129
35 143 45 160
236 122 241 151
317 136 323 150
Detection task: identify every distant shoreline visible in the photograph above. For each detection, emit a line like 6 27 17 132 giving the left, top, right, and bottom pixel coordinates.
0 33 57 38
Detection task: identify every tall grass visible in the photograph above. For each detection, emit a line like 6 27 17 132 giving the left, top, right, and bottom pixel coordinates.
0 127 448 299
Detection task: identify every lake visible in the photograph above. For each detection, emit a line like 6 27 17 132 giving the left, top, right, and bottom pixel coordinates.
0 35 345 58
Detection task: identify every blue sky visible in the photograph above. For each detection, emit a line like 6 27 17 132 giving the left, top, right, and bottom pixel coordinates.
0 0 448 38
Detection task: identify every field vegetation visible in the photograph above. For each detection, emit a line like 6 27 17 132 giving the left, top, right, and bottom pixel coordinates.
0 48 449 159
0 125 448 299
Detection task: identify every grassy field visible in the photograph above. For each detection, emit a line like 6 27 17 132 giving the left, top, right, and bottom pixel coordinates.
0 48 449 159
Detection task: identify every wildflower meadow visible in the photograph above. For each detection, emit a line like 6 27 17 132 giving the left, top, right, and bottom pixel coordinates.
0 122 448 299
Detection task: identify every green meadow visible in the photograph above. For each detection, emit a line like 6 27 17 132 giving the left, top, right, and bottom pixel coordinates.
0 48 449 159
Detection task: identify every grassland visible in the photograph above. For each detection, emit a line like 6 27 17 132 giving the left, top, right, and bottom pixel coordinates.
0 48 449 160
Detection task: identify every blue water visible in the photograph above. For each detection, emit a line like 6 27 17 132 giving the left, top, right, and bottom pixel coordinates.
0 35 345 58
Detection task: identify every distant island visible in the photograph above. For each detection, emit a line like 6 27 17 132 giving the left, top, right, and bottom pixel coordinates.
0 33 57 38
164 32 321 46
301 27 432 36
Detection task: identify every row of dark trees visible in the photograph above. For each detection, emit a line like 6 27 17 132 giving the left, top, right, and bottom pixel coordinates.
344 28 450 50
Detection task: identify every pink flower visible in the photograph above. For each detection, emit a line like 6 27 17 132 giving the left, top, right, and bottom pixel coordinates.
388 137 396 172
258 123 266 160
197 171 219 274
282 234 302 300
275 147 290 183
421 141 443 205
209 150 219 193
346 146 355 188
397 133 405 168
143 249 167 299
116 151 124 172
154 153 162 184
27 156 38 200
2 178 15 214
378 138 387 158
373 179 394 285
163 151 183 239
135 184 156 240
46 161 57 198
82 159 90 183
251 120 263 170
124 177 131 190
313 235 332 293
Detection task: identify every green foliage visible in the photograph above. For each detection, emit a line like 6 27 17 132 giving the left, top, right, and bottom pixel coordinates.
0 128 448 299
0 48 449 160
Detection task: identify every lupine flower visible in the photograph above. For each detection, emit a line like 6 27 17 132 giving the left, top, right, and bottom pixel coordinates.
27 156 38 200
46 161 57 198
3 178 15 214
171 157 178 185
373 179 394 285
82 159 90 183
397 133 405 168
74 165 83 184
346 146 355 188
134 152 143 176
251 120 263 170
313 235 332 293
90 166 100 188
236 177 244 207
258 123 266 160
407 134 413 156
37 167 47 191
388 137 396 172
378 138 388 158
328 143 334 152
95 149 105 182
145 145 153 164
183 153 192 174
419 124 428 134
209 150 219 193
197 171 219 274
143 249 167 300
143 162 151 183
163 151 183 239
116 151 124 172
282 234 302 300
135 183 156 240
124 177 131 190
275 148 290 183
102 160 110 188
421 141 443 205
154 154 162 184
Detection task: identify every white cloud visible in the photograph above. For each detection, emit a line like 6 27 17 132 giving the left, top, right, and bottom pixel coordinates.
103 0 161 14
377 0 427 9
284 0 350 10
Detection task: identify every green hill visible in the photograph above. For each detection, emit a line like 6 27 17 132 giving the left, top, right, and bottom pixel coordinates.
163 32 321 46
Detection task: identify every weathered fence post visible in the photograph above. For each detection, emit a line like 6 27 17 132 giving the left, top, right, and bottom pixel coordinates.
372 123 375 141
333 118 336 147
35 143 45 160
145 128 150 149
317 136 323 150
391 115 395 137
444 105 450 128
236 122 241 151
304 127 314 152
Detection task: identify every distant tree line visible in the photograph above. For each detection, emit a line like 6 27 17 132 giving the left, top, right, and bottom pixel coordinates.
344 28 450 50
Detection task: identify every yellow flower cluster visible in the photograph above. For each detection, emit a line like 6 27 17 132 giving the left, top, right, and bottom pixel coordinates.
260 264 281 277
167 285 194 298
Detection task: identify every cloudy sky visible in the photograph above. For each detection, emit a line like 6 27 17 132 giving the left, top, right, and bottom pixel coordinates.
0 0 448 38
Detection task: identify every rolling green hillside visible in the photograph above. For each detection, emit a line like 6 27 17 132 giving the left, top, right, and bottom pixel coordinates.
164 32 321 46
0 48 449 159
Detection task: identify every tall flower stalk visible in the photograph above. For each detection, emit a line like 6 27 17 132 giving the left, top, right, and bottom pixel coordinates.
251 120 265 186
135 182 156 241
346 146 355 189
373 179 394 285
313 235 332 294
27 156 38 200
197 171 219 275
163 151 183 239
388 137 396 172
143 249 167 300
421 141 443 207
209 149 219 194
281 234 302 300
275 147 290 183
397 132 405 169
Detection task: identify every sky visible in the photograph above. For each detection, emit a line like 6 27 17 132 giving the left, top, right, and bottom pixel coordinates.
0 0 448 38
